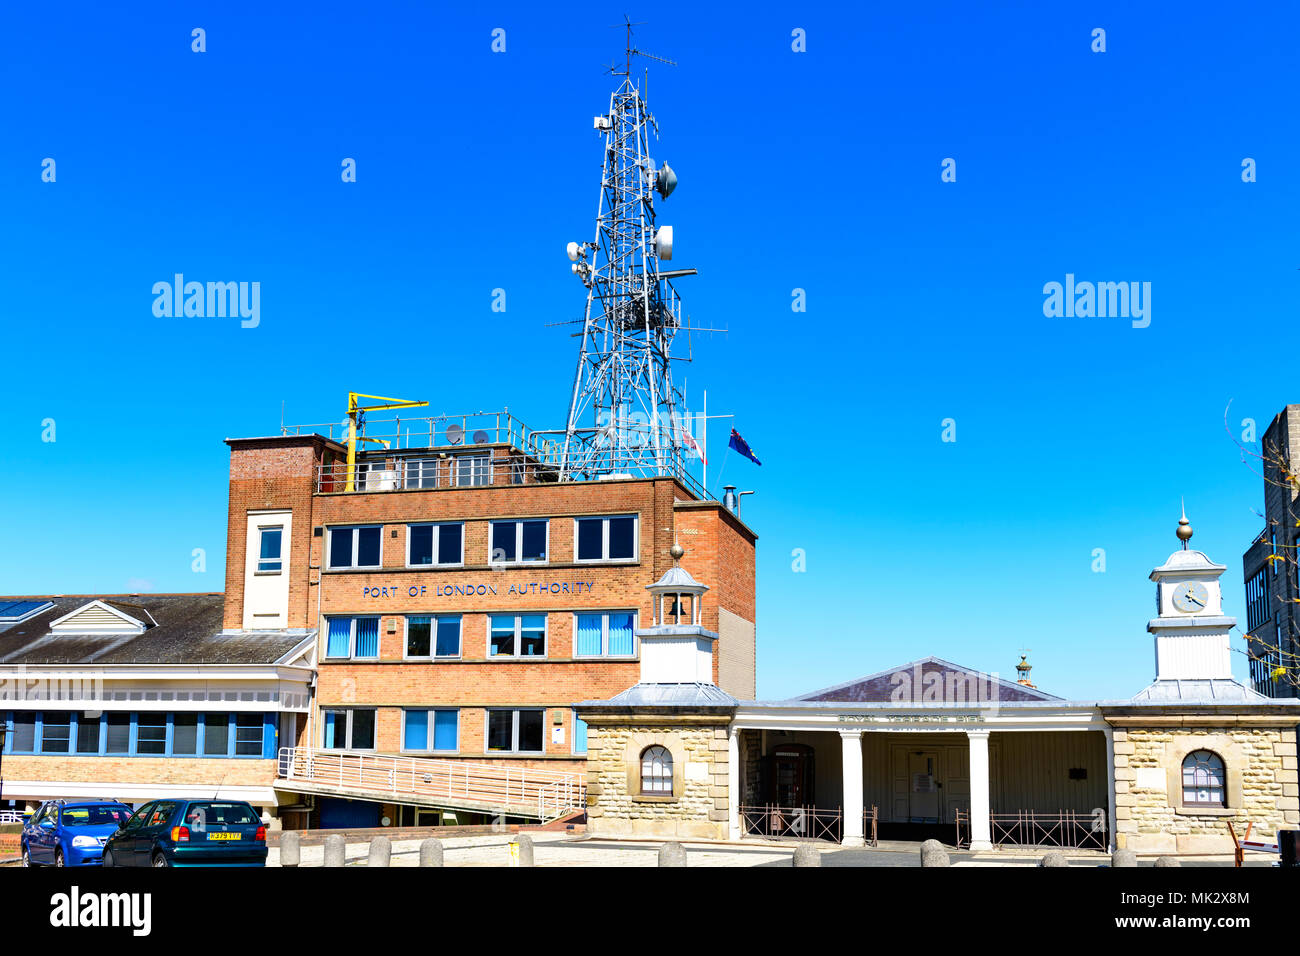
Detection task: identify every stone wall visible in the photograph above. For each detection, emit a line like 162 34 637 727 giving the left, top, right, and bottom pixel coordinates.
583 717 731 840
1114 723 1299 854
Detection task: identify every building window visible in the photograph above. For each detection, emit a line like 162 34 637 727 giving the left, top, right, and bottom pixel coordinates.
39 712 71 754
75 713 101 754
455 455 491 487
403 458 440 489
322 709 376 750
105 713 130 754
204 713 231 756
405 615 461 658
173 714 199 755
1181 750 1226 806
1245 568 1270 633
403 709 459 752
490 519 548 564
640 745 673 795
257 525 283 573
234 714 263 756
575 515 637 562
327 525 382 570
575 611 636 657
486 709 545 753
573 713 588 755
326 616 380 659
9 713 36 753
489 614 546 658
408 523 463 567
136 714 167 755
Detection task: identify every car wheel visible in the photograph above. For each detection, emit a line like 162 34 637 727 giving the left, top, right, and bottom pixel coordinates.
102 849 115 868
21 847 32 868
152 853 170 868
55 849 64 867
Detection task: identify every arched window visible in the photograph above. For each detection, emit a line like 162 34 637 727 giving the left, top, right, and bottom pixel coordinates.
640 745 673 795
1181 750 1226 806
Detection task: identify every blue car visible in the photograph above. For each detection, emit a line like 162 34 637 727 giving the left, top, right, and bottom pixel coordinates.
22 800 133 867
102 799 267 867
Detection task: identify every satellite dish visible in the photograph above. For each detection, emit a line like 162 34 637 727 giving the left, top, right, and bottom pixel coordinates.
655 226 673 261
566 241 581 262
656 163 677 199
445 423 464 445
472 429 489 444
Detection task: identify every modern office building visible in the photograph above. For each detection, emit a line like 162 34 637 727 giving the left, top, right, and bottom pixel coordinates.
226 411 756 828
1241 404 1300 698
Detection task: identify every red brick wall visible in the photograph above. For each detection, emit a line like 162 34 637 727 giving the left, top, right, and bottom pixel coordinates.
224 436 331 629
223 439 758 764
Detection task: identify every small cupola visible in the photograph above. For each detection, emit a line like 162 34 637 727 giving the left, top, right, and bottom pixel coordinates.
647 542 709 627
636 542 719 685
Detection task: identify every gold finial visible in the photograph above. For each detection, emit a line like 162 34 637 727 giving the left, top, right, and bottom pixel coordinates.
1177 498 1193 549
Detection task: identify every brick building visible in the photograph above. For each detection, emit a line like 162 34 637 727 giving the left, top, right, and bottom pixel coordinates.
1241 404 1300 698
226 411 756 827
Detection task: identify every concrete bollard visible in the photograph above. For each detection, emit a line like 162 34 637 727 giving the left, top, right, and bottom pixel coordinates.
368 835 391 867
658 842 687 867
419 838 444 867
509 833 534 867
919 839 950 867
279 831 301 868
1039 851 1068 867
1111 849 1138 868
323 834 346 868
1154 855 1181 867
792 844 821 867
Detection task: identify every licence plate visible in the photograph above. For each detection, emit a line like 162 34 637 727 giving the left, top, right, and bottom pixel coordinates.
207 832 242 841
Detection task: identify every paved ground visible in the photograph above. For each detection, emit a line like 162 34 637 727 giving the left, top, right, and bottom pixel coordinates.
263 834 1264 867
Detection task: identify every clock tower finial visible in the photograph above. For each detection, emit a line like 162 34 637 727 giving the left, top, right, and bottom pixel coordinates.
1177 499 1193 549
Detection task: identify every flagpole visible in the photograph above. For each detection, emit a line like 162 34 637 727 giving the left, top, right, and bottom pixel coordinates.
702 389 707 494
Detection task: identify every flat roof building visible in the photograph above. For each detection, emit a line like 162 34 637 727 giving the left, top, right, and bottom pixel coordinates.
225 411 755 828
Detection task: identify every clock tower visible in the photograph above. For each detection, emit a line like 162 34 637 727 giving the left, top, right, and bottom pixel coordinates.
1142 508 1238 686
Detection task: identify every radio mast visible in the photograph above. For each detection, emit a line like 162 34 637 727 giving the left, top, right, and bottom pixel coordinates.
559 21 698 486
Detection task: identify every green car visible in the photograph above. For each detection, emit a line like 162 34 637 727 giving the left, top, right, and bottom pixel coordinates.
102 799 267 867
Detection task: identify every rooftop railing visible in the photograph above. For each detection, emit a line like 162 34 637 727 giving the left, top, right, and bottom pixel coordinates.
288 409 710 500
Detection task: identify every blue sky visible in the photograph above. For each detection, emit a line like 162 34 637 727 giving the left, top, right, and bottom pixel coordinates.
1 2 1294 700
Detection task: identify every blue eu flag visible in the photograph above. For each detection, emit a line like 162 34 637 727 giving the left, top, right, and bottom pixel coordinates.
728 429 761 466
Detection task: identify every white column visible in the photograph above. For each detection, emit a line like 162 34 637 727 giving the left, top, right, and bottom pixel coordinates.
727 726 741 840
1102 724 1117 853
840 730 865 847
967 730 992 851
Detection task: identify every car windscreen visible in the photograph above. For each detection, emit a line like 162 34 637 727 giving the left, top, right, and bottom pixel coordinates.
184 802 260 826
62 806 131 827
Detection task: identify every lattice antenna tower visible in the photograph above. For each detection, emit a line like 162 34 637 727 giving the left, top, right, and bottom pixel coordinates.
559 20 700 485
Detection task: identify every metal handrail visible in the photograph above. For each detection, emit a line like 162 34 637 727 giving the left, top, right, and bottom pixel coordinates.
276 747 585 821
315 451 707 499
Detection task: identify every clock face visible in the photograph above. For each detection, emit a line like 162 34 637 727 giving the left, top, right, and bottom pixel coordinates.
1171 581 1210 613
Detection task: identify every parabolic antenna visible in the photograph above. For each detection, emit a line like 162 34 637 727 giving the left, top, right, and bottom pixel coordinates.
445 423 464 445
656 162 677 199
655 225 673 260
